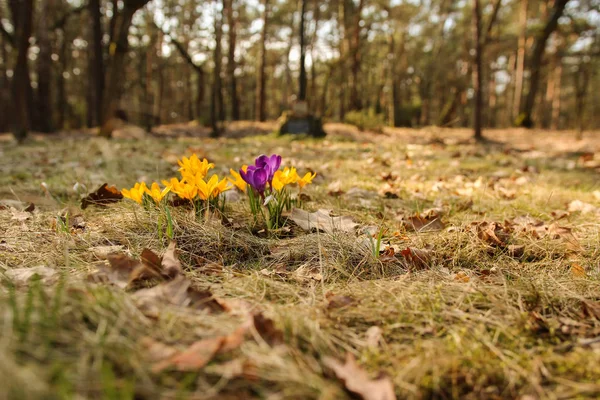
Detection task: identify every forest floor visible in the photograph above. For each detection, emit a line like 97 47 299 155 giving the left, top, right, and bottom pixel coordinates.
1 123 600 399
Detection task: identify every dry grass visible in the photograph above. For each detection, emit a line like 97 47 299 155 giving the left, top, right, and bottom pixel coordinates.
1 124 600 399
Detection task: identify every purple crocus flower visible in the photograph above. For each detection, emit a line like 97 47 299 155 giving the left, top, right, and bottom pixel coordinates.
240 165 269 195
255 154 281 182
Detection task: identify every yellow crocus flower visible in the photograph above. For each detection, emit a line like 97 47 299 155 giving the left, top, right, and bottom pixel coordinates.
171 182 198 201
228 165 248 192
161 177 184 192
122 182 148 204
178 154 214 181
273 167 300 191
197 174 231 200
298 172 317 189
146 182 170 204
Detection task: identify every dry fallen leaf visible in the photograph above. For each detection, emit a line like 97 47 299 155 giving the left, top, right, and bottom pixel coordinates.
582 301 600 320
4 266 59 286
568 200 599 214
133 276 225 318
326 293 356 309
292 264 323 283
571 264 586 278
453 271 470 283
324 353 396 400
401 213 445 233
152 337 225 372
206 358 259 380
507 244 525 258
400 247 431 270
365 326 383 349
327 180 345 197
471 221 510 248
150 313 280 372
290 208 358 234
252 312 284 346
96 253 153 289
161 241 182 278
81 183 123 209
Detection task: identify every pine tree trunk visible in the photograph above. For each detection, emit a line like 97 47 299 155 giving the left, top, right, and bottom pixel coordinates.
550 56 562 130
255 0 269 121
520 0 570 127
36 0 54 133
471 0 483 140
90 0 105 126
211 3 224 136
101 0 150 136
225 0 240 120
299 0 307 101
348 0 364 111
12 0 34 141
512 0 527 122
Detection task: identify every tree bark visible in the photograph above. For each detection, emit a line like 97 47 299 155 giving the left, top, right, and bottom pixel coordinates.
12 0 34 142
337 0 347 120
256 0 269 121
299 0 308 101
211 2 224 136
550 55 562 130
348 0 364 111
89 0 105 126
472 0 483 140
225 0 240 120
512 0 528 122
574 60 591 140
519 0 570 127
101 0 151 136
36 0 54 133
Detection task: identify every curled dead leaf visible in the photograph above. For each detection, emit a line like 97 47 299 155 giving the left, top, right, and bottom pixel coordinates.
324 353 396 400
161 241 182 278
471 221 510 248
326 293 356 309
133 276 225 318
152 337 225 372
453 271 470 283
401 213 445 233
290 208 358 234
81 183 123 209
571 263 586 278
400 247 431 270
365 326 383 349
4 266 59 286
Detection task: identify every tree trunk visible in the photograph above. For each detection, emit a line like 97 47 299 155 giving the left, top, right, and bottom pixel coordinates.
12 0 34 142
57 30 68 129
550 55 562 130
298 0 307 101
519 0 570 127
512 0 527 122
472 0 483 140
348 0 364 111
36 0 54 133
89 0 105 126
211 2 224 136
308 0 320 110
101 0 150 137
574 60 591 140
255 0 269 121
0 19 9 132
225 0 240 120
337 0 346 120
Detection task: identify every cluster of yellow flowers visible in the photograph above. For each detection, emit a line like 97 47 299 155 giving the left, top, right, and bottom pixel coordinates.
121 154 231 205
121 153 317 206
272 167 316 192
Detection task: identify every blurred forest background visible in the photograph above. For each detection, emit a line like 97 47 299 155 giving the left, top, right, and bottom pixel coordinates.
0 0 598 140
